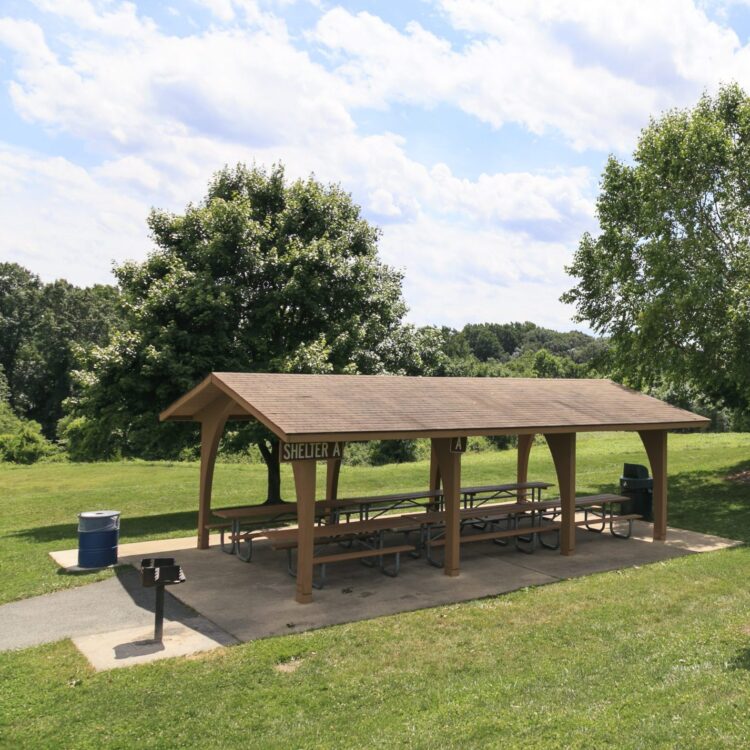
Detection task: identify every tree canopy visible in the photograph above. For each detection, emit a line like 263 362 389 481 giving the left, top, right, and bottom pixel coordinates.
0 263 121 437
64 164 432 474
562 84 750 411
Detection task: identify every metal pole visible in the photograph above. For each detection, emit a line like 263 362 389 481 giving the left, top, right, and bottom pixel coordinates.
154 584 165 642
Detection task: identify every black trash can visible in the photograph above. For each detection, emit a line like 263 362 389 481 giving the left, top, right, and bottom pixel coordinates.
77 510 120 568
619 464 653 521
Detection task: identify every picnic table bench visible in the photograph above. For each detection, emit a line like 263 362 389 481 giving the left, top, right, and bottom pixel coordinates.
419 493 641 564
215 481 556 566
245 490 638 587
265 516 417 588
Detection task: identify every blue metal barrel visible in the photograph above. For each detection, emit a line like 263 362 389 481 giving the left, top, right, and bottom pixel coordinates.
77 510 120 568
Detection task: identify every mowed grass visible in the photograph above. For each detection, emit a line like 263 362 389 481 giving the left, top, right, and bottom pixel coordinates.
1 549 750 748
1 432 750 748
2 431 749 605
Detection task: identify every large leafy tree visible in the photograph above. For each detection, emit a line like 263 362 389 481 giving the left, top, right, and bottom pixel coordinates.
562 84 750 410
0 264 40 409
0 263 121 436
66 163 430 499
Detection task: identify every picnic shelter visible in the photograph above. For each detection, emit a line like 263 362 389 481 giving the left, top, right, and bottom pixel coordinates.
160 373 710 603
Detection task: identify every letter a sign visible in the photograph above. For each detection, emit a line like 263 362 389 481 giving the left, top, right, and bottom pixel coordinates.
449 437 467 453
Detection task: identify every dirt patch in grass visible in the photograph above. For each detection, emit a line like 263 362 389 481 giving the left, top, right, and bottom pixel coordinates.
727 468 750 484
275 657 303 673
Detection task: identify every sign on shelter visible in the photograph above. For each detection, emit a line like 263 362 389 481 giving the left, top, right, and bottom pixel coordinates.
280 441 345 462
450 437 467 453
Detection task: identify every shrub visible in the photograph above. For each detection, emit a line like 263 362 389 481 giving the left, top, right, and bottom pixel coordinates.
369 440 419 466
486 435 518 450
0 406 54 464
57 414 120 461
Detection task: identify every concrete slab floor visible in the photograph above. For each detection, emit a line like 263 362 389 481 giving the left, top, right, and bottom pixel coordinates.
117 520 740 645
73 617 238 671
50 534 224 571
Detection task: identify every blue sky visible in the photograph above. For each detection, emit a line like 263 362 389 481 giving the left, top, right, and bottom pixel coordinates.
2 0 750 330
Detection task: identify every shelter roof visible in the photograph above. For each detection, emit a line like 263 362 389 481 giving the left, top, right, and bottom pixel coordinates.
160 372 709 442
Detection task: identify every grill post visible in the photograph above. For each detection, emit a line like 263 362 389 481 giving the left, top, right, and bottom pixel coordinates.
154 583 165 642
140 557 185 643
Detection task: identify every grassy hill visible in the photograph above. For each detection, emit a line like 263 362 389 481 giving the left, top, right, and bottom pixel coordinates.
1 432 750 748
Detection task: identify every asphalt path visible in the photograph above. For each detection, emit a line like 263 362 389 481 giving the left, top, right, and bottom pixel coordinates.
0 567 200 652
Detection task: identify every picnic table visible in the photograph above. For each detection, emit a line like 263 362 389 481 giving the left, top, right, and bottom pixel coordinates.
212 502 330 561
459 480 551 507
422 493 641 564
214 482 553 560
214 481 557 584
262 482 564 586
215 482 642 588
212 490 441 561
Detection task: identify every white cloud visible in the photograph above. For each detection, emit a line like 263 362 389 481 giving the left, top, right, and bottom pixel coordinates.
30 0 156 38
5 0 750 329
192 0 236 22
312 1 749 152
0 146 150 284
380 216 577 328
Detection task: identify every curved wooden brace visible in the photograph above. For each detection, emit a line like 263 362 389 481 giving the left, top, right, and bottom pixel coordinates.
197 396 235 549
429 442 441 493
326 458 341 501
544 432 576 556
517 434 535 500
638 430 668 541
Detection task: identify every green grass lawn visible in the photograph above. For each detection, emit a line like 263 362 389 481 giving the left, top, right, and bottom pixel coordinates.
1 432 750 748
2 432 750 606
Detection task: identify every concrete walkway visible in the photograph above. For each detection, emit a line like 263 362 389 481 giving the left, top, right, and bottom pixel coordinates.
0 566 237 658
2 521 739 670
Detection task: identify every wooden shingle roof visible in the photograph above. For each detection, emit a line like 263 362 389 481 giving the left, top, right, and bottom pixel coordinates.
160 372 710 441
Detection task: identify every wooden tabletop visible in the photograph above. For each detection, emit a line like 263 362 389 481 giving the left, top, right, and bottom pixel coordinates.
325 488 443 508
213 504 302 520
213 481 555 521
267 515 418 544
461 481 553 494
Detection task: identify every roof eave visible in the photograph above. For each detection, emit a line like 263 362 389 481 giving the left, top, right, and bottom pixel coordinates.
281 419 711 443
159 373 290 442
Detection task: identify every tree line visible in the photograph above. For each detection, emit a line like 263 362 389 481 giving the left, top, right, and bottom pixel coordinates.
0 166 603 469
0 244 602 466
4 84 750 468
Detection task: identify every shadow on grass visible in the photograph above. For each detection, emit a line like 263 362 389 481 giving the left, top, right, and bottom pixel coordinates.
55 567 113 579
4 510 199 546
585 461 750 545
6 460 750 548
728 645 750 671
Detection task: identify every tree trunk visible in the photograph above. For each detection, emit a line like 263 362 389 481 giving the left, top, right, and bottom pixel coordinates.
257 438 284 504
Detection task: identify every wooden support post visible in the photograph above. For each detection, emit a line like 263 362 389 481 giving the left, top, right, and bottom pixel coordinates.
429 441 441 493
433 437 461 577
292 460 317 604
326 458 341 501
517 433 534 501
639 429 668 541
197 398 234 550
544 432 576 556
